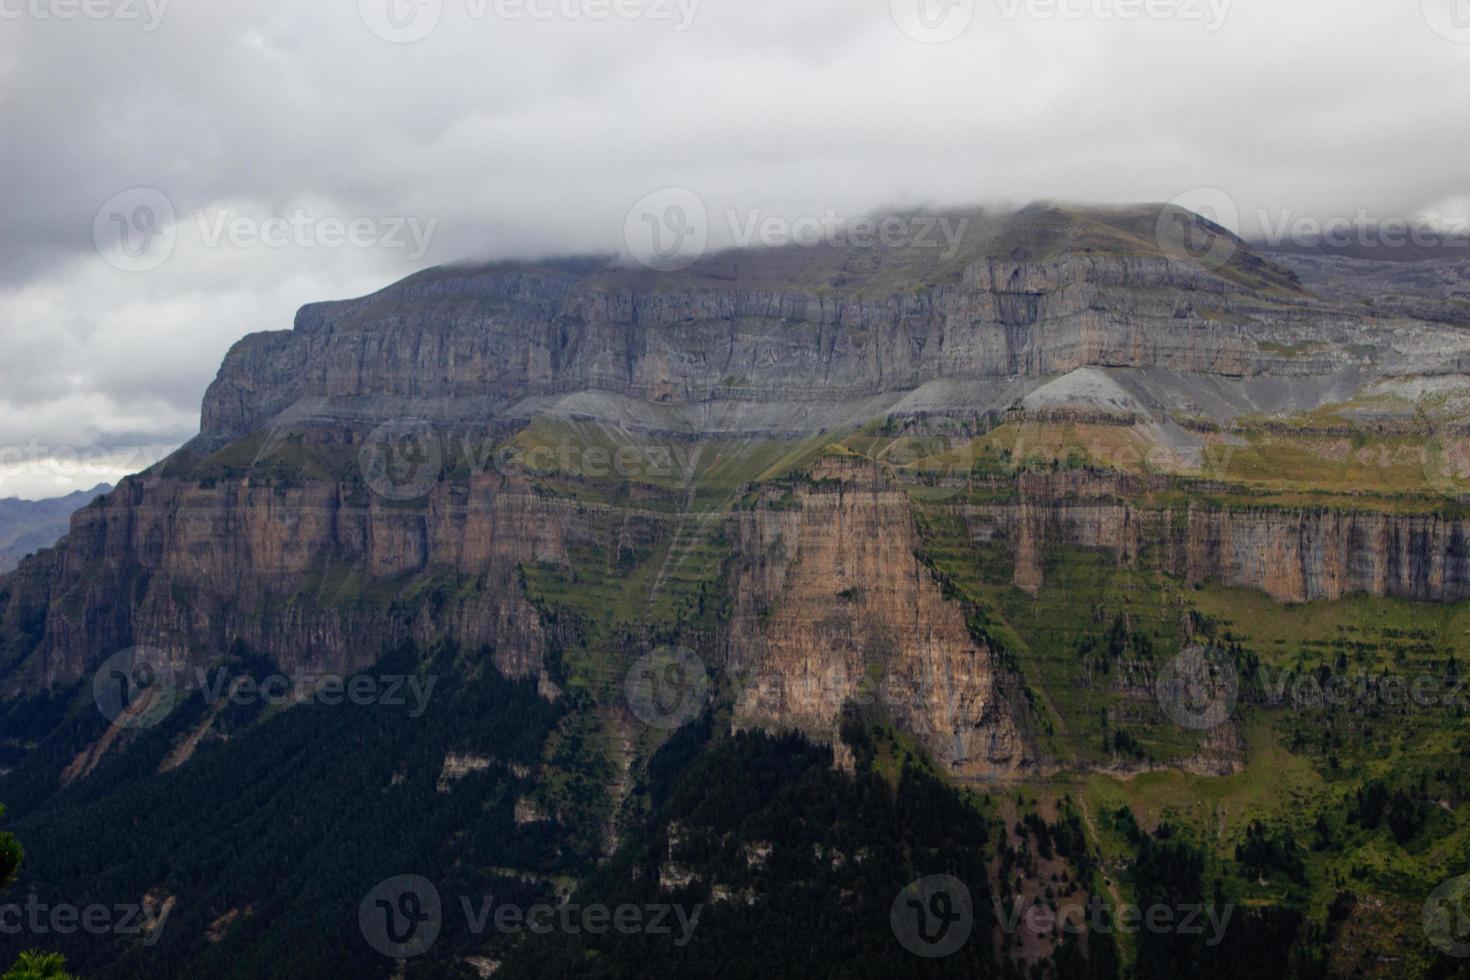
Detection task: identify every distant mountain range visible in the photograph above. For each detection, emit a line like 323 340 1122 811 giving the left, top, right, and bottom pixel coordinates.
0 484 111 573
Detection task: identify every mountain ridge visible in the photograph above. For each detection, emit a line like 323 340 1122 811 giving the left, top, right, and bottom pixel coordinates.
191 203 1470 456
4 202 1470 978
0 483 112 574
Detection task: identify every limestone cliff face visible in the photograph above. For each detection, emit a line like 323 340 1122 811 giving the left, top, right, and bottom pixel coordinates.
196 226 1469 446
978 471 1470 603
1178 505 1470 602
724 459 1028 779
2 470 585 689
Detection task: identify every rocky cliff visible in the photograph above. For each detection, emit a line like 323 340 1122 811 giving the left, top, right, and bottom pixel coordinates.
983 470 1470 603
3 201 1470 780
2 471 566 688
194 204 1470 447
726 458 1029 778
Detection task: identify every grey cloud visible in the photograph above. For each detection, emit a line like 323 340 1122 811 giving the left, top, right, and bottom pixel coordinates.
0 0 1467 495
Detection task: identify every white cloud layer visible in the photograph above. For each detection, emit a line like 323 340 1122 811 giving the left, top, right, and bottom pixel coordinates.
1 0 1468 497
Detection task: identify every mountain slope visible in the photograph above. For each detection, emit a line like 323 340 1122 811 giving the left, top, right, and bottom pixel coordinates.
3 204 1470 978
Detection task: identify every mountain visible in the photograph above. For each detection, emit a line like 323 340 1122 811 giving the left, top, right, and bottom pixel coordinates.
0 484 111 574
1 203 1469 978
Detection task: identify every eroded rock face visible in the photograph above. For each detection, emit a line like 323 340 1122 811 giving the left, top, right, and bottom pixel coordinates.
4 471 577 689
725 460 1028 779
1179 506 1470 603
4 203 1470 780
196 243 1470 445
974 470 1470 603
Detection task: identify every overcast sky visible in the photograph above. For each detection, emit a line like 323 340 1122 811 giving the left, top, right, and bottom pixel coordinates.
0 0 1467 497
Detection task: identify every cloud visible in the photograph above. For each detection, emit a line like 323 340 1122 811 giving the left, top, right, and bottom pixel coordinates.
1 0 1467 496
